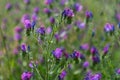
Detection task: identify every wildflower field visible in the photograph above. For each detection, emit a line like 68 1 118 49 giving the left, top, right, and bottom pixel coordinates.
0 0 120 80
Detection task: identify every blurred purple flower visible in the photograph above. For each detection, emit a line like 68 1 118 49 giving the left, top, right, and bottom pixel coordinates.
43 8 51 16
62 8 74 18
75 20 86 29
90 46 99 55
60 0 68 5
23 0 30 4
44 0 53 5
49 17 55 24
92 55 100 64
46 27 52 34
52 48 63 59
85 11 93 19
104 23 115 33
103 44 109 54
58 70 67 80
91 73 102 80
21 14 30 24
33 7 40 14
36 27 45 35
80 43 89 50
5 3 12 11
21 71 33 80
24 20 31 29
116 68 120 74
31 13 38 21
14 33 22 41
21 43 27 52
83 61 89 68
14 26 23 33
73 3 83 12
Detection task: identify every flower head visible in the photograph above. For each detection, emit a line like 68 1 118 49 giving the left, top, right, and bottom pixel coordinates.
104 23 115 33
58 70 67 80
44 0 53 5
73 3 83 12
24 20 31 29
52 48 63 59
36 27 46 35
21 71 33 80
5 3 12 11
21 43 27 52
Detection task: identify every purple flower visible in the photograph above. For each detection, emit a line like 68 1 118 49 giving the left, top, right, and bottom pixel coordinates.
90 46 98 55
116 13 120 22
23 0 30 4
60 0 68 5
31 13 38 21
91 73 102 80
36 27 45 35
104 23 115 33
103 44 109 54
43 8 51 16
62 8 74 18
83 61 89 68
85 11 93 19
21 14 30 24
46 27 52 34
44 0 53 5
52 48 63 59
49 17 55 24
71 50 85 60
5 3 12 11
21 71 33 80
75 20 86 29
116 68 120 74
80 43 89 50
58 70 67 80
14 33 22 41
92 55 100 64
21 43 27 52
24 20 31 29
73 3 83 12
33 7 40 14
14 26 23 33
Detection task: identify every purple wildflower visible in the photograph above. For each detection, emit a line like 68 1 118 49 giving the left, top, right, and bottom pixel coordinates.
46 27 52 34
80 43 89 50
52 48 63 59
43 8 51 16
116 68 120 74
21 14 30 24
103 44 109 54
21 71 33 80
91 73 102 80
24 20 31 29
5 3 12 11
60 0 68 5
62 8 74 18
14 26 23 33
33 7 40 14
23 0 30 4
49 17 55 24
58 70 67 80
92 55 100 64
85 11 93 19
44 0 53 5
104 23 115 33
83 61 89 68
73 3 83 12
21 43 27 52
90 46 99 55
14 33 22 41
36 27 45 35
